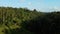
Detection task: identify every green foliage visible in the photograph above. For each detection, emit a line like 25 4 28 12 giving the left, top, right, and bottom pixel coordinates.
0 7 42 25
21 11 60 34
0 7 43 34
0 7 60 34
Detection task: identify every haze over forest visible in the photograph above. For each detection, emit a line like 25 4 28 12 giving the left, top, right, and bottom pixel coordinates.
0 0 60 12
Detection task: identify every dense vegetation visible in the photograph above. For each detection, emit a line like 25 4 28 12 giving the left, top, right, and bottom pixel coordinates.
0 7 60 34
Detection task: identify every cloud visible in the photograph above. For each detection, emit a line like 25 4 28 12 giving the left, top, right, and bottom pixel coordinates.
48 6 60 12
28 2 32 6
20 0 25 3
52 7 60 11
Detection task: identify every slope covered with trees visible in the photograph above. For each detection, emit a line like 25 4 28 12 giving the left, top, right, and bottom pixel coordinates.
0 7 44 34
0 7 60 34
0 7 43 25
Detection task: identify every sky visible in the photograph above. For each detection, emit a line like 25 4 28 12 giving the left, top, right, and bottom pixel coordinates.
0 0 60 12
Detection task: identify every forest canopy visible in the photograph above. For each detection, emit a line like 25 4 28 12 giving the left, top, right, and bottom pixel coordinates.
0 7 60 34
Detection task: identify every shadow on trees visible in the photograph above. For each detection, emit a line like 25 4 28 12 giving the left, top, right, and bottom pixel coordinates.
4 12 60 34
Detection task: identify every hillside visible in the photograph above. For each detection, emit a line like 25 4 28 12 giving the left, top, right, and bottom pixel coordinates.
0 7 60 34
0 7 44 34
